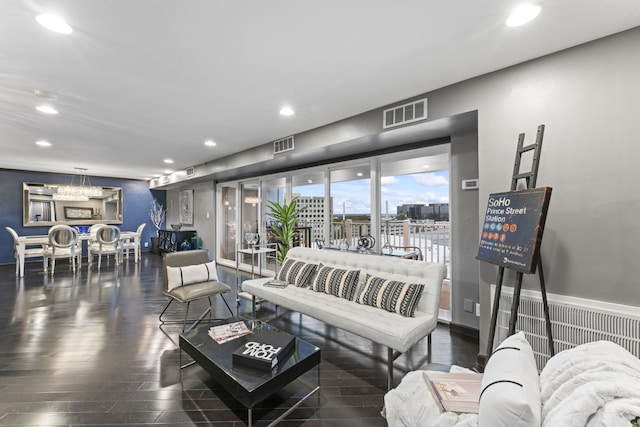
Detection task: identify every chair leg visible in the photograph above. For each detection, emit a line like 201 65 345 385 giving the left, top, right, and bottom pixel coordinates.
221 294 234 317
183 302 191 332
159 299 174 323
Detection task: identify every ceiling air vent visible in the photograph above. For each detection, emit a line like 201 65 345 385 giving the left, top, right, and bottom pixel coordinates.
273 136 294 154
382 98 428 129
185 167 195 177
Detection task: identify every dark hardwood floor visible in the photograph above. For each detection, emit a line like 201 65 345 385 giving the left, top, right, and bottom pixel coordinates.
0 253 478 426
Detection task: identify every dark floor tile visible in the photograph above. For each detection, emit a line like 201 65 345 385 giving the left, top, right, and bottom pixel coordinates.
0 254 478 426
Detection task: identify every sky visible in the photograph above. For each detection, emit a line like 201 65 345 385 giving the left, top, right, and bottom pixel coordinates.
292 171 449 215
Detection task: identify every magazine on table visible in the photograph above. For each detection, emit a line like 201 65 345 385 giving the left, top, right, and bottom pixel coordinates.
424 371 483 414
208 321 252 344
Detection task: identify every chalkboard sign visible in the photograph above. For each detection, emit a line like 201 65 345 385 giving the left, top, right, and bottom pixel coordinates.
476 187 552 274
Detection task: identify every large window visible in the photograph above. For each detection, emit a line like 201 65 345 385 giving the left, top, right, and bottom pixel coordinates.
329 164 370 249
292 171 326 248
216 146 452 322
218 184 237 261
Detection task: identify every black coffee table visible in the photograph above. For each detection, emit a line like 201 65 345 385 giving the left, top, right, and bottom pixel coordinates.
179 317 321 426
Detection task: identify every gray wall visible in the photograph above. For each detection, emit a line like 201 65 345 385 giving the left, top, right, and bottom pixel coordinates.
163 26 640 359
166 181 215 254
426 27 640 356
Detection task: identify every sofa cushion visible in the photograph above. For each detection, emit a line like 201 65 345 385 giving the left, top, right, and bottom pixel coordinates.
166 261 219 292
310 264 360 300
356 274 425 317
277 259 317 287
478 331 540 427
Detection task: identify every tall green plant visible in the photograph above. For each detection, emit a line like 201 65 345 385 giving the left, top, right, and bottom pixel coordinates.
267 198 303 262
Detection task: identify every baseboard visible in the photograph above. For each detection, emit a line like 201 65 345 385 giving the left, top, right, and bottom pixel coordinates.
448 322 479 340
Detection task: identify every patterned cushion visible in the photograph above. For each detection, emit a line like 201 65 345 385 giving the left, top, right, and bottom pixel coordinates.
310 265 361 300
276 259 317 287
357 274 425 317
166 261 219 292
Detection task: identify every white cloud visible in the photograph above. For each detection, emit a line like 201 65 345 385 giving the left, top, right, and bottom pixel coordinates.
381 176 400 185
412 173 448 186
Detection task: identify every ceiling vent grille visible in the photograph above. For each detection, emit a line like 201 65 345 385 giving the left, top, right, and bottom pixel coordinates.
185 167 195 177
273 136 295 154
383 98 428 129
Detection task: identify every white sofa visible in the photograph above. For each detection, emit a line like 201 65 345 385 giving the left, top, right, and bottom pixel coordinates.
383 332 640 427
240 246 448 390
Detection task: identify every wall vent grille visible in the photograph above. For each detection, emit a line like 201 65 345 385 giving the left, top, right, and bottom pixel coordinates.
383 98 428 129
185 167 195 177
273 136 295 154
493 286 640 370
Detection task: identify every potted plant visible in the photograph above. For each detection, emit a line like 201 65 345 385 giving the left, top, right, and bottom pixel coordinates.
149 198 166 254
267 197 304 262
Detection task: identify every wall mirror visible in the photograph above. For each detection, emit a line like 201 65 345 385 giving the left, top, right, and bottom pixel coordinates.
23 182 123 227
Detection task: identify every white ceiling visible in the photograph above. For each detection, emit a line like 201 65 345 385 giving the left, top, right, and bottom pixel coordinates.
2 1 639 181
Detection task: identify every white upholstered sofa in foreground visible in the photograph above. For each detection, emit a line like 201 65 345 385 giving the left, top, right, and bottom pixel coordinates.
383 331 640 427
240 246 447 390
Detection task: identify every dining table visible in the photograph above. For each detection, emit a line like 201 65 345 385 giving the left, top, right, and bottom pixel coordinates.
15 230 139 277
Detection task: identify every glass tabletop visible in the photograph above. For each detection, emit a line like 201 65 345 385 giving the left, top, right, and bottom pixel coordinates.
179 317 321 408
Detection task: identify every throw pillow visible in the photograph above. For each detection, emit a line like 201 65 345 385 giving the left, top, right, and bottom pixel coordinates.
276 259 317 287
478 331 540 427
356 274 424 317
310 265 360 300
166 261 219 292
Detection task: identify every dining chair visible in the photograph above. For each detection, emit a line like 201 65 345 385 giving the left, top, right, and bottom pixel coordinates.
122 223 146 263
5 226 43 276
42 225 81 275
88 225 122 270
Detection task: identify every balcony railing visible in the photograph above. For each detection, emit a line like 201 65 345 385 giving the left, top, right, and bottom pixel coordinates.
305 219 450 266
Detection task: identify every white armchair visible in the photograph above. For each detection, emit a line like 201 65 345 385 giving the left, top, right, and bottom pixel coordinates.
42 225 81 275
5 226 42 276
122 223 146 263
88 225 122 270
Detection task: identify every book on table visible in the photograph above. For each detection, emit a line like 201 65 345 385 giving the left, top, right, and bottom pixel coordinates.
232 329 296 371
423 371 483 414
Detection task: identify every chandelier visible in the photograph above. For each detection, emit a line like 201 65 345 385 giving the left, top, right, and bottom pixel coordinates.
52 175 103 201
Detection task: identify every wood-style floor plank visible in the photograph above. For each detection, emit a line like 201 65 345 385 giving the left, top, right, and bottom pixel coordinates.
0 253 477 426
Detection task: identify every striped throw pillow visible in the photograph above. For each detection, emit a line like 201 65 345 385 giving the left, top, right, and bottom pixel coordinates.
276 259 317 287
311 265 360 300
357 274 425 317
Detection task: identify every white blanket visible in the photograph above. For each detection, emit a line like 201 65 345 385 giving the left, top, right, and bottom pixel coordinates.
383 367 478 427
539 341 640 427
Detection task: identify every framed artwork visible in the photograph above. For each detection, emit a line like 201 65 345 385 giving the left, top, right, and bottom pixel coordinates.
179 189 194 225
64 207 93 219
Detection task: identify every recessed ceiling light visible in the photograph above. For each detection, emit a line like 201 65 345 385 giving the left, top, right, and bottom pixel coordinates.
356 172 364 177
423 164 430 169
36 14 73 34
163 159 174 164
164 169 173 174
307 179 313 184
279 107 295 116
204 140 216 147
506 4 541 27
36 105 59 115
36 140 51 147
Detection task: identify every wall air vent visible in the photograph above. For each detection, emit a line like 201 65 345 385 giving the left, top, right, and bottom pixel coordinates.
383 98 428 129
185 167 195 177
273 136 295 154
